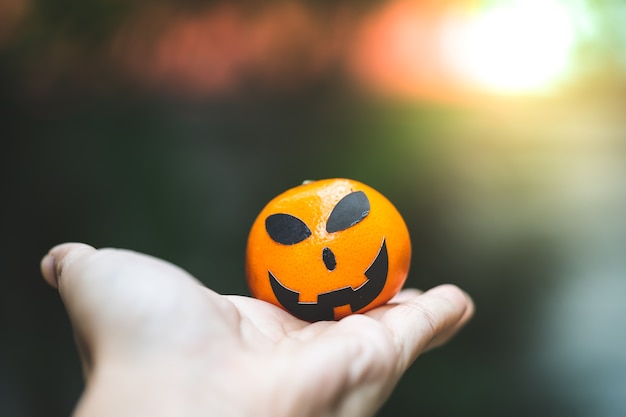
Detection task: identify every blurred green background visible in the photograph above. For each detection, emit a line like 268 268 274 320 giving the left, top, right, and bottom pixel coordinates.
2 0 626 416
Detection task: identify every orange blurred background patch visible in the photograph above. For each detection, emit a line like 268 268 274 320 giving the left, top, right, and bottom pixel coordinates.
111 3 358 97
347 0 476 102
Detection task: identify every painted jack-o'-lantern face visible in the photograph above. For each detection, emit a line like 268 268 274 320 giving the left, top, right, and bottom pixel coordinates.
246 178 411 321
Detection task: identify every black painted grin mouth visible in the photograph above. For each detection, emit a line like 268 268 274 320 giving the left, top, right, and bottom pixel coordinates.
268 238 389 321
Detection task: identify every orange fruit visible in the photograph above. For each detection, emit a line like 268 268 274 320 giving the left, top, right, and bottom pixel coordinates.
246 178 411 321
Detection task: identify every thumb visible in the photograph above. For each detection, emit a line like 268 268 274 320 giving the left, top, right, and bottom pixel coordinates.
40 242 207 332
40 242 238 360
41 242 96 289
41 242 99 374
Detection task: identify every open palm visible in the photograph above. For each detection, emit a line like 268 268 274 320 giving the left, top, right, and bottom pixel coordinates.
42 243 473 417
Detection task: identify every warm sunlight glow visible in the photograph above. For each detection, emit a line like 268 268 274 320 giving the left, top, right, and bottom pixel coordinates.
448 0 576 94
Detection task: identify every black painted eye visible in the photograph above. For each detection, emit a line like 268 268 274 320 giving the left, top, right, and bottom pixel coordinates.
326 191 370 233
266 213 312 245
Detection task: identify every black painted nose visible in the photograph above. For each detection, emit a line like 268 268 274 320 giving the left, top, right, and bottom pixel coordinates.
322 247 336 271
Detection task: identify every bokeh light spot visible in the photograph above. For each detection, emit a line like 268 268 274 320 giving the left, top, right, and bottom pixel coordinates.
447 0 577 94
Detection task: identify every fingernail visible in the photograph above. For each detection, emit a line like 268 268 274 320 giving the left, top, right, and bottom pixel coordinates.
41 253 59 288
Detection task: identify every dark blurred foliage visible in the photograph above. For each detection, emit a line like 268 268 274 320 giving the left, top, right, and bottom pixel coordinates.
2 1 626 416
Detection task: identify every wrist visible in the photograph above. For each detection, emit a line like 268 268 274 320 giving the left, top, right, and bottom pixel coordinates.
74 358 246 417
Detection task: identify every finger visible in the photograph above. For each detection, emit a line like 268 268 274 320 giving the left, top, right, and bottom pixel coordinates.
423 290 474 352
363 288 423 320
378 284 473 373
389 288 423 304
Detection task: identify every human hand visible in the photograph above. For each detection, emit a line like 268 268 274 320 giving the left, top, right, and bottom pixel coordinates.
41 242 473 417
